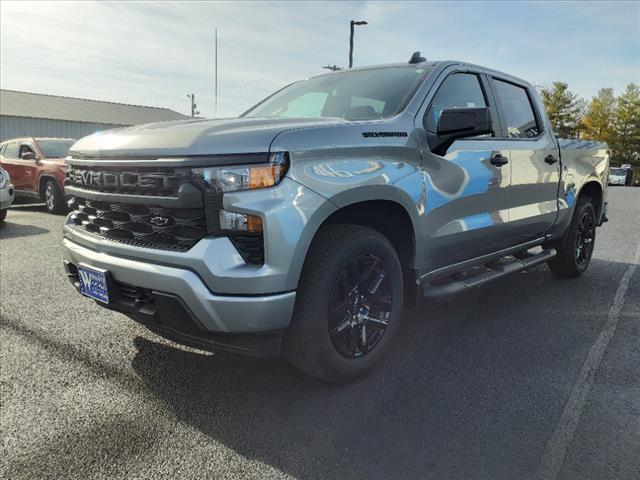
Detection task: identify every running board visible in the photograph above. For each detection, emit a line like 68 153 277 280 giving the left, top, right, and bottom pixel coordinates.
422 248 556 300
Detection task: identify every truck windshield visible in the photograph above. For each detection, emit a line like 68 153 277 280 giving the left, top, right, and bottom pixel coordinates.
38 140 75 158
610 168 626 176
243 66 432 121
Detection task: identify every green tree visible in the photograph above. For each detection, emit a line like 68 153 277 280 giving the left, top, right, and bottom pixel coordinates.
582 88 616 143
538 82 585 138
611 83 640 168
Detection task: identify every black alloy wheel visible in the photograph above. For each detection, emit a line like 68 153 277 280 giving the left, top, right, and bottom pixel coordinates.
548 196 597 277
575 209 595 267
284 224 404 382
328 254 393 358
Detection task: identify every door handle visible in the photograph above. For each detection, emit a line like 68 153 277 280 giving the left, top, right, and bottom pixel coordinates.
544 155 558 165
490 152 509 167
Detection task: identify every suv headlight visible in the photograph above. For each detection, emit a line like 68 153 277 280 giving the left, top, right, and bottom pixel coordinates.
192 152 289 193
0 168 8 189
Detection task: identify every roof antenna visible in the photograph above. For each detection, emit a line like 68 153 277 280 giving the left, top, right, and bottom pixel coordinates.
409 51 426 64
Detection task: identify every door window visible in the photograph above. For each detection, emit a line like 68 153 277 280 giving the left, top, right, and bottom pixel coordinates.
19 144 36 158
4 142 19 159
425 73 487 132
493 80 540 138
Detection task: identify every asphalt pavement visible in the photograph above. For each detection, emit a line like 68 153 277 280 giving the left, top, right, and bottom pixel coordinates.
1 188 639 480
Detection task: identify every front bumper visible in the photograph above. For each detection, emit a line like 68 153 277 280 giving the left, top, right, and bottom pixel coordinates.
62 238 296 338
0 185 15 209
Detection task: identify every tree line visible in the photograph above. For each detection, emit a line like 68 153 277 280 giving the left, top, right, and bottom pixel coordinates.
537 82 640 174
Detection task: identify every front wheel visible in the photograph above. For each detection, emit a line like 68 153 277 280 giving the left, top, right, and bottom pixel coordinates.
284 225 404 383
43 180 65 214
548 196 597 277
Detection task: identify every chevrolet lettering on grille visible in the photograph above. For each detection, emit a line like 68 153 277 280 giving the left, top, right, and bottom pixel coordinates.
66 169 183 191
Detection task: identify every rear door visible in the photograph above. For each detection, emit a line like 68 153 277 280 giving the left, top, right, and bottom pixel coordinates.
416 68 516 272
489 77 561 243
17 142 40 192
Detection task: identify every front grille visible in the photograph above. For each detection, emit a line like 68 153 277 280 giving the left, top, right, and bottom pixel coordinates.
65 163 266 263
65 166 188 197
68 197 207 251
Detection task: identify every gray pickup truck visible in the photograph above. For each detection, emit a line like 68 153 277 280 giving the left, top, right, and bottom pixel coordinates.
62 54 609 382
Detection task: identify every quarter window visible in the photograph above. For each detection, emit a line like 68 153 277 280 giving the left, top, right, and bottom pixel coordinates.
425 73 487 132
493 79 540 138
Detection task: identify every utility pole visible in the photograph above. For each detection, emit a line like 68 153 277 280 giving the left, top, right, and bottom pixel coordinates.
349 20 367 68
187 93 199 117
214 27 218 118
323 65 343 72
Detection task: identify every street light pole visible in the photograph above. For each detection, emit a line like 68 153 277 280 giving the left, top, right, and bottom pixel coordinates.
214 27 218 118
187 93 199 117
348 20 367 68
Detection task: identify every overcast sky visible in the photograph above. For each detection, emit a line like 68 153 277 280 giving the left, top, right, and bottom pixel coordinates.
1 0 639 118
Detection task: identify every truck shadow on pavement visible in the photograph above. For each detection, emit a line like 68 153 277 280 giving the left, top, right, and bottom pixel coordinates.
128 258 635 480
0 220 49 239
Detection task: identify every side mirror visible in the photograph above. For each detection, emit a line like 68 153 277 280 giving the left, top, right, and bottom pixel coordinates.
428 107 493 156
20 151 36 161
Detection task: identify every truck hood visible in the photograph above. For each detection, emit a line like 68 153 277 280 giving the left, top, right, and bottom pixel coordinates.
69 117 347 158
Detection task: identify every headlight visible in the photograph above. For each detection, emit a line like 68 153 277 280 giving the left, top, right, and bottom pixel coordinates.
0 168 8 189
192 152 289 193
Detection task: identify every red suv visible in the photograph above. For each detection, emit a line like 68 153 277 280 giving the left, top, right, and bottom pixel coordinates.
0 137 75 213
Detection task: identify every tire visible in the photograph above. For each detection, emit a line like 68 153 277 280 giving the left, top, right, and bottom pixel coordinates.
547 196 597 277
0 209 6 223
43 179 65 214
284 225 404 383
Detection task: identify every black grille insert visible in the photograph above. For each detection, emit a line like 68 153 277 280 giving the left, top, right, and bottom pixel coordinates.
68 197 207 251
231 235 264 265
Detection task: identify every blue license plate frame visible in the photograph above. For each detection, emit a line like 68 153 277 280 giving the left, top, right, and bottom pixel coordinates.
77 264 110 304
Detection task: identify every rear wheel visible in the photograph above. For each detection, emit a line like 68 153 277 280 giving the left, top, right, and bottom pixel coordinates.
548 196 596 277
284 225 404 383
43 180 65 214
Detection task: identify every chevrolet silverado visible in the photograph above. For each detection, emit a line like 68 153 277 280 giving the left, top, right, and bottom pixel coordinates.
62 54 609 382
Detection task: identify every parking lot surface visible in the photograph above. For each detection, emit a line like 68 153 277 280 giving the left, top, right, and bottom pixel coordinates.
1 187 639 480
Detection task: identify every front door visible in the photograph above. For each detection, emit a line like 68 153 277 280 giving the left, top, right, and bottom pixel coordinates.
0 141 29 190
416 70 514 273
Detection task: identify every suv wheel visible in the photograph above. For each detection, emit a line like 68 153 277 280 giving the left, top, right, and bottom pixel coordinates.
548 196 597 277
43 180 65 214
284 225 404 382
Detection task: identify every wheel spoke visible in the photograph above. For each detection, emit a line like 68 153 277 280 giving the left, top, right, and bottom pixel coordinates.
362 312 390 327
331 317 351 333
366 268 387 295
346 261 361 290
349 326 359 355
360 258 378 283
337 270 355 297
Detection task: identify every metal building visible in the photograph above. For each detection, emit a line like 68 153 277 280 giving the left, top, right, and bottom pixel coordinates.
0 90 189 142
